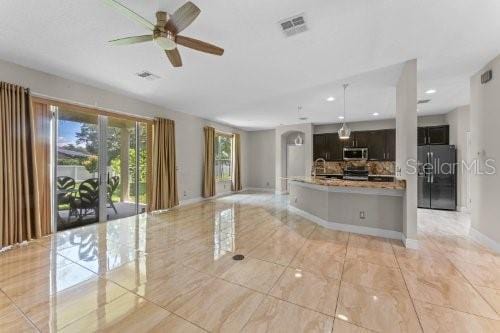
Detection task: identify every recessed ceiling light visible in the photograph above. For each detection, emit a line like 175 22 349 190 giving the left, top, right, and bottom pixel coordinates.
326 96 335 102
425 89 436 94
372 112 379 116
338 116 344 120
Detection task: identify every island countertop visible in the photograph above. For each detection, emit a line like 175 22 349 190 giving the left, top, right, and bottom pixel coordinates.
289 176 406 190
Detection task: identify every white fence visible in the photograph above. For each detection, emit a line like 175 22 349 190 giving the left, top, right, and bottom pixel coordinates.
57 165 115 182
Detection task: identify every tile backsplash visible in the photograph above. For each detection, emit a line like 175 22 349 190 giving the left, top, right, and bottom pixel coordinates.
314 161 395 175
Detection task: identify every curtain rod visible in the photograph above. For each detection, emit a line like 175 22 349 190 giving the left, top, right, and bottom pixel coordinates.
31 93 155 122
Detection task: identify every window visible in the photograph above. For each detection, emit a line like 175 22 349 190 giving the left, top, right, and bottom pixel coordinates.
215 133 232 181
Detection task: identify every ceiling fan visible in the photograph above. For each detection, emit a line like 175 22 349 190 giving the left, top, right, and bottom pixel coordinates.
103 0 224 67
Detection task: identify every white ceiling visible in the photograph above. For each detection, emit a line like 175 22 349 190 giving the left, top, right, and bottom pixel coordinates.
1 0 500 130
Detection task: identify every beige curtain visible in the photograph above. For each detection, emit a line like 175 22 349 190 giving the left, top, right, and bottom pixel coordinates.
0 82 45 247
150 118 178 210
232 133 242 191
33 102 52 236
202 126 216 197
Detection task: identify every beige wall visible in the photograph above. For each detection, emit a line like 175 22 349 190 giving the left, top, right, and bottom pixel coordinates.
470 54 500 245
446 105 471 209
247 130 276 190
0 59 248 202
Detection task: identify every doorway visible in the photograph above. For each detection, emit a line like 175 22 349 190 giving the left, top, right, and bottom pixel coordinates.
54 105 150 231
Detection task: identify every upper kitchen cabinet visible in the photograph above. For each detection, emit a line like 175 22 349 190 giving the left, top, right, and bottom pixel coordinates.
313 129 396 162
313 133 344 161
366 129 395 161
384 129 396 161
366 131 385 160
313 134 327 160
418 125 449 145
325 133 343 161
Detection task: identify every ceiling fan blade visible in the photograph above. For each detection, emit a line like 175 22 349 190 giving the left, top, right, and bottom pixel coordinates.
103 0 155 31
109 35 153 46
176 35 224 56
167 1 201 33
165 48 183 67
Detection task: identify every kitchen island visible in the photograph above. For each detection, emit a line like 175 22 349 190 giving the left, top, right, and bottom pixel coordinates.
288 177 406 240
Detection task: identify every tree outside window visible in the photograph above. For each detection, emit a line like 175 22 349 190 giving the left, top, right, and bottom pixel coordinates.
215 134 232 181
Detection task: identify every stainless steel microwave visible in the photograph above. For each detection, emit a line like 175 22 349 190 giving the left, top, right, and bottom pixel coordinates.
343 147 368 161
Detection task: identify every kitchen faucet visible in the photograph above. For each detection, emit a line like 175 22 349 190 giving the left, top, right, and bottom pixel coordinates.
312 158 326 178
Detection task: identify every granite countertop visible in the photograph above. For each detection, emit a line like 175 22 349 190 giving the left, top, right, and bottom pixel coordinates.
291 176 406 190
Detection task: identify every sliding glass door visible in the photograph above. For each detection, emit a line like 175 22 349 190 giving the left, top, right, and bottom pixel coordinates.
55 105 149 231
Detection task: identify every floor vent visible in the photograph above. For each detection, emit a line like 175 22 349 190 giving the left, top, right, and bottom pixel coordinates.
279 13 307 37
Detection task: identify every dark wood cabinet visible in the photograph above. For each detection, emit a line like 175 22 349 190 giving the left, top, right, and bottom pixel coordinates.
418 125 449 145
384 129 396 161
325 133 343 161
427 126 449 145
366 131 385 161
354 131 370 149
313 134 327 160
417 127 427 146
313 128 396 162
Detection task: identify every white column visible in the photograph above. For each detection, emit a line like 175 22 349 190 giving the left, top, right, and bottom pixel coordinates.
396 59 418 247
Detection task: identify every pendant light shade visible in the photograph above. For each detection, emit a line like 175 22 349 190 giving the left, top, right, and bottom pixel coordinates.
338 83 351 140
294 134 303 146
338 123 351 140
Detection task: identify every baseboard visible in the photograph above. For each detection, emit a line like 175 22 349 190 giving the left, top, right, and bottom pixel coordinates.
288 205 403 240
244 187 275 193
401 234 419 249
470 227 500 254
458 206 471 213
178 197 205 206
177 190 243 208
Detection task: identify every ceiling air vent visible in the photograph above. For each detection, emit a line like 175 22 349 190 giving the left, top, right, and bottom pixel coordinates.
418 99 431 104
481 70 493 84
279 13 307 37
136 71 160 81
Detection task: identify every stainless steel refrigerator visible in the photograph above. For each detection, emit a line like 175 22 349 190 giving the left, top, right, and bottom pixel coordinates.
417 145 457 210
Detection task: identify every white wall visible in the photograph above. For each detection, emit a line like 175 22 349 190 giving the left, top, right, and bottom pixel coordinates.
396 59 418 243
275 124 313 193
246 130 276 190
0 59 248 202
470 54 500 246
446 105 471 209
417 115 447 127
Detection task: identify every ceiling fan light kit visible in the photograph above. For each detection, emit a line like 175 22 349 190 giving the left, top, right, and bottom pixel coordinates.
103 0 224 67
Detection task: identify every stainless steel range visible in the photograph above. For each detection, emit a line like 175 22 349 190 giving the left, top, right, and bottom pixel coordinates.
343 166 369 181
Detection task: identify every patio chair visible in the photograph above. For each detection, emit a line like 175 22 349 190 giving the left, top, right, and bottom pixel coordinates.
57 176 79 222
56 176 75 206
107 176 120 214
70 178 99 220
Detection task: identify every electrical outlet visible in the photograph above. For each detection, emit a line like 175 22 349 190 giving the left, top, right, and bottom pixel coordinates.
183 191 187 197
359 211 366 219
266 181 270 186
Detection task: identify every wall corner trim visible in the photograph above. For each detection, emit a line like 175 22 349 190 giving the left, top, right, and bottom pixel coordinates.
470 227 500 254
401 234 419 249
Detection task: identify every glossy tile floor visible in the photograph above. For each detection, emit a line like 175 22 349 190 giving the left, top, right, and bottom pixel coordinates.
1 191 499 332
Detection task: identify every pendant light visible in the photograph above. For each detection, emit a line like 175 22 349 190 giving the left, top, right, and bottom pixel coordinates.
294 106 304 146
338 83 351 140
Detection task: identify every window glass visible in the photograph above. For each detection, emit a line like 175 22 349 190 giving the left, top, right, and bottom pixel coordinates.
215 134 232 181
